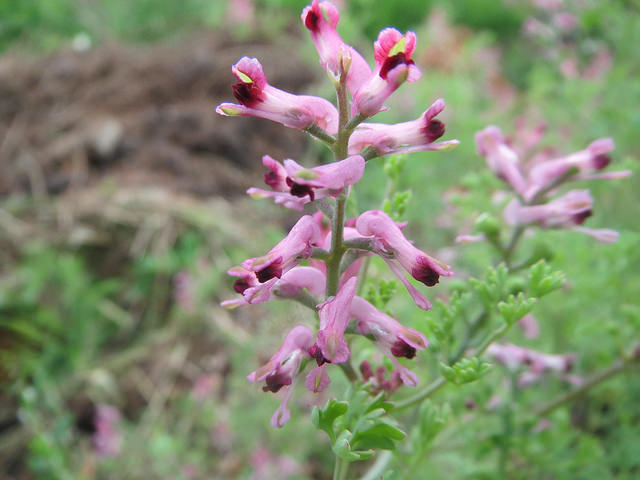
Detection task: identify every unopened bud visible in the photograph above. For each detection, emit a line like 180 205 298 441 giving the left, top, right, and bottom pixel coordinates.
474 213 501 238
338 45 352 77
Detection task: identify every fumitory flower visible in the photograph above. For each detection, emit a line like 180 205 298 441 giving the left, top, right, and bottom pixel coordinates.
241 215 322 283
352 28 422 118
247 154 365 211
216 56 339 133
475 125 527 196
348 98 460 158
355 210 453 310
503 189 619 242
350 296 428 386
301 0 371 94
248 325 315 427
524 137 630 201
221 265 326 309
316 276 358 364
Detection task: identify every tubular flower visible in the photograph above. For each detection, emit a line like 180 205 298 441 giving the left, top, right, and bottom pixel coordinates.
504 189 593 228
301 0 371 94
316 277 357 364
221 265 326 309
350 296 428 386
487 342 577 388
242 215 322 283
348 98 460 157
216 56 339 133
524 137 630 201
475 125 527 196
248 325 315 428
355 210 452 310
352 28 421 118
247 154 365 211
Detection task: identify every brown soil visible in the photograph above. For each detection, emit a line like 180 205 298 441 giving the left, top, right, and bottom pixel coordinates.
0 33 318 199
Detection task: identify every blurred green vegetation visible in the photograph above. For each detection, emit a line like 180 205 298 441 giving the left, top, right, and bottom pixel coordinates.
1 0 639 479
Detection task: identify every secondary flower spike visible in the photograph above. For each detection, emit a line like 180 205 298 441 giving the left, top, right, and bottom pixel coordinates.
356 210 452 309
348 98 460 157
248 325 315 427
301 0 371 94
216 56 339 133
350 296 428 386
247 154 365 211
242 215 322 283
352 28 422 118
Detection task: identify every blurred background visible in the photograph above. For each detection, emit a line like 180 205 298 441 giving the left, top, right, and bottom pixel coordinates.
0 0 639 478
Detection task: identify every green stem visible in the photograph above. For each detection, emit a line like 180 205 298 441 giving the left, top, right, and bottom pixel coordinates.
361 451 392 480
532 354 638 417
334 456 350 480
326 195 347 297
305 124 336 145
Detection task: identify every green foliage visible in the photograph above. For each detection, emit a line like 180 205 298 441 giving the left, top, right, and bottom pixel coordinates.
383 190 413 221
312 386 405 461
364 279 398 311
497 293 536 326
440 357 492 385
528 260 565 298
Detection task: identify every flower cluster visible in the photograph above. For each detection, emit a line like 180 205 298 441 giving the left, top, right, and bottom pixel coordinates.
475 124 630 243
487 342 580 388
217 0 457 427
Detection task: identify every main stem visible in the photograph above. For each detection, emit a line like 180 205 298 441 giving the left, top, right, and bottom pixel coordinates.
329 63 359 480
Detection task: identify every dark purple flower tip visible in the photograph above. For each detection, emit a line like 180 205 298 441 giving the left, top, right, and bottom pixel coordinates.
232 81 264 107
379 52 414 80
572 209 593 225
264 171 282 189
411 257 440 287
593 153 611 170
255 257 283 283
304 9 320 31
262 369 292 393
308 344 329 366
286 177 316 201
422 119 445 143
359 361 374 380
233 278 252 294
390 339 417 359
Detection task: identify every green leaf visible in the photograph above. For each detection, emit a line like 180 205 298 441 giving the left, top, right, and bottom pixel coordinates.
312 400 348 443
497 292 536 326
440 357 492 385
352 422 406 451
529 260 565 298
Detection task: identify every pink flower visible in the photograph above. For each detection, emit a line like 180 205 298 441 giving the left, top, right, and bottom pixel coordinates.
524 138 624 201
248 325 315 427
221 265 326 309
247 154 365 211
216 57 338 133
518 314 540 339
316 276 357 363
301 1 371 94
475 125 527 196
487 343 576 388
352 28 422 118
504 189 593 228
348 98 459 157
355 210 452 310
242 215 322 283
350 296 427 386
